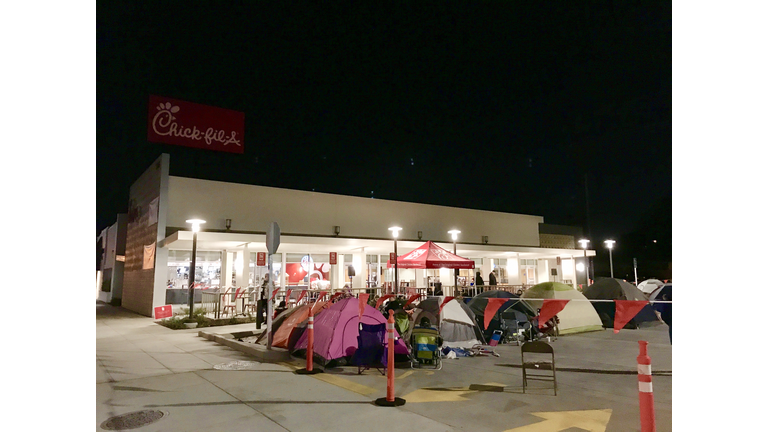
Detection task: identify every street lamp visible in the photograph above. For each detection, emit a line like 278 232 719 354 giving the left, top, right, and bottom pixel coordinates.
604 240 616 279
578 239 590 287
186 219 205 319
448 230 461 296
388 227 402 295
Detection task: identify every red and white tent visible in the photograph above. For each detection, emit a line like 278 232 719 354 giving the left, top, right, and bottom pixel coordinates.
387 241 475 269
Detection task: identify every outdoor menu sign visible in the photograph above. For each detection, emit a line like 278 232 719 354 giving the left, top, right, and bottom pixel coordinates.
257 252 266 266
329 252 337 265
147 95 245 153
390 252 396 262
154 305 173 320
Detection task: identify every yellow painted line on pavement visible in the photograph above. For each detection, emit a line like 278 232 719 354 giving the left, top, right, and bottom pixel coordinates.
311 373 378 396
504 409 612 432
281 361 378 396
402 382 509 403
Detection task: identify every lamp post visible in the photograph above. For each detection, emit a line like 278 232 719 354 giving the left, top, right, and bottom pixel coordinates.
604 240 616 279
186 219 205 319
388 227 402 295
448 230 461 296
578 239 590 287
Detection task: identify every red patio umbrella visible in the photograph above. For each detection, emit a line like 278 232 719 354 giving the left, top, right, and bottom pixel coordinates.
386 241 475 269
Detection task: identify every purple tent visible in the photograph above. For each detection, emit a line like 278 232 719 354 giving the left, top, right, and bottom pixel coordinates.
294 297 408 362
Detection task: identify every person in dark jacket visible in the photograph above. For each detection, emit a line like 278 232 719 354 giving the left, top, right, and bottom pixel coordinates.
660 291 672 344
489 269 498 286
475 271 484 287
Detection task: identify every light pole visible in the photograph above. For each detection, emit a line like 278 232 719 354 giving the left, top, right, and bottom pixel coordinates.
578 239 590 287
448 230 461 296
388 227 402 295
604 240 616 279
186 219 205 319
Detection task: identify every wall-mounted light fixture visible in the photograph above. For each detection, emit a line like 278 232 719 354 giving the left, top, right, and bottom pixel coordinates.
482 236 489 244
225 219 232 231
418 231 423 240
334 226 340 236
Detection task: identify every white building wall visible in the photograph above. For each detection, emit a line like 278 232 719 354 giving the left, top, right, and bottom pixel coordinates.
166 176 543 246
508 257 521 285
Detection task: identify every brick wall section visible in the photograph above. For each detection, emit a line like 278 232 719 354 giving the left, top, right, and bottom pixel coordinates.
122 157 163 316
539 233 576 249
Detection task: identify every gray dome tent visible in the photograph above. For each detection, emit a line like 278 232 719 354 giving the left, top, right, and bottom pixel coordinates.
409 297 485 348
467 290 537 341
583 278 660 329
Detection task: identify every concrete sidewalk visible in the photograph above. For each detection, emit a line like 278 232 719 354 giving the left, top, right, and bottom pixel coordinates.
97 302 454 431
96 301 671 431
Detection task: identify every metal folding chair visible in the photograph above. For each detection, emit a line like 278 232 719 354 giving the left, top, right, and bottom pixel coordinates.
521 341 557 395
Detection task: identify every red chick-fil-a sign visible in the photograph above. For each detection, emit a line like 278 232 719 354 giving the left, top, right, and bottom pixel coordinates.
147 95 245 153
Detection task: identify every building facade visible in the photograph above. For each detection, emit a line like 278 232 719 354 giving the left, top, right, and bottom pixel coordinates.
114 154 594 317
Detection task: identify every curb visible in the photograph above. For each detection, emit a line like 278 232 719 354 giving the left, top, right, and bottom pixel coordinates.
199 330 291 363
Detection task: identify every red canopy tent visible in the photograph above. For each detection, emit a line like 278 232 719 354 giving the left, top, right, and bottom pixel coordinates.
387 241 475 269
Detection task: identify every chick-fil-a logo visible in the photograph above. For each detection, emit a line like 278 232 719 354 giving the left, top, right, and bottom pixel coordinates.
147 95 245 154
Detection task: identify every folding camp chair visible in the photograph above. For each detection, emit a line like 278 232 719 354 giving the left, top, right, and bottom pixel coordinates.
353 322 386 375
521 341 557 395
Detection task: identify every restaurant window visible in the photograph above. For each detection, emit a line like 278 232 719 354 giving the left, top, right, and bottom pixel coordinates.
250 252 283 288
167 250 222 289
366 254 380 287
285 253 330 287
491 258 509 284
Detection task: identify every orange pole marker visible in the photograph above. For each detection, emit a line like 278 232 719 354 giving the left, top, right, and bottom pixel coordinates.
307 312 314 372
637 341 656 432
375 310 405 406
295 303 323 375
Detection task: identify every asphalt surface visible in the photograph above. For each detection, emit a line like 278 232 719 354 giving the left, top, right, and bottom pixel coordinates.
97 301 671 431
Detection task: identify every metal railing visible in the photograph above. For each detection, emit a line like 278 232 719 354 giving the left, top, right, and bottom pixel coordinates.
200 287 260 319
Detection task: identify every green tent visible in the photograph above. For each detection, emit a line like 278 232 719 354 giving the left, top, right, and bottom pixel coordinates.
522 282 603 335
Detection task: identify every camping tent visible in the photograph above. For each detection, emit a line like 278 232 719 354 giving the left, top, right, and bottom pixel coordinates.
638 279 665 295
271 302 328 349
521 282 604 335
583 278 660 329
649 283 672 314
467 290 537 341
410 297 485 348
387 241 475 269
293 297 408 365
254 301 329 347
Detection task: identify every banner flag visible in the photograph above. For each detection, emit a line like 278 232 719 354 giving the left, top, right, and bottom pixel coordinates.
311 291 327 313
404 294 422 308
329 292 343 302
285 289 292 303
376 294 395 310
538 299 570 329
296 290 307 303
483 298 509 330
438 296 455 315
613 300 650 333
143 242 156 269
270 287 280 301
358 293 370 321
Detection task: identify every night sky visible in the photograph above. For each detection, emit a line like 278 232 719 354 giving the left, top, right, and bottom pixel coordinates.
97 2 672 279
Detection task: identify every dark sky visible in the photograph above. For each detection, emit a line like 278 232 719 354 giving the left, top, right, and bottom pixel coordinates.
97 1 671 275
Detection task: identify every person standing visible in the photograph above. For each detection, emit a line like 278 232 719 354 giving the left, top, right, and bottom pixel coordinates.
489 269 497 286
475 271 484 288
660 291 672 344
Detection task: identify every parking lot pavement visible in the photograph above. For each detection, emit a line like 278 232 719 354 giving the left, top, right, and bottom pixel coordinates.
97 302 671 431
